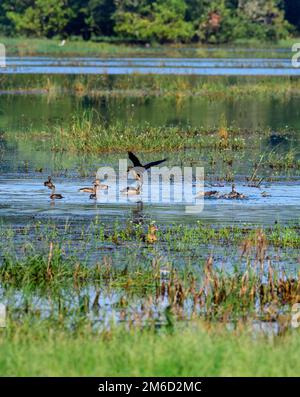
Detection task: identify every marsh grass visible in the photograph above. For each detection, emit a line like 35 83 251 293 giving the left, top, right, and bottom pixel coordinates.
1 241 299 323
1 220 300 375
2 74 300 99
1 222 300 318
266 150 300 171
7 110 281 155
51 117 247 153
2 36 297 59
5 107 297 174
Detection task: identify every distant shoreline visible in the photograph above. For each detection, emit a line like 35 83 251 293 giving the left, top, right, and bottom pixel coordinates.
1 36 300 58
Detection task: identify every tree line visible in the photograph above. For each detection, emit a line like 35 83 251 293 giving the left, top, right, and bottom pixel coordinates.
0 0 300 44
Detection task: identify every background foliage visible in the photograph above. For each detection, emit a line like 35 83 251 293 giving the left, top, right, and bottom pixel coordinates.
0 0 299 43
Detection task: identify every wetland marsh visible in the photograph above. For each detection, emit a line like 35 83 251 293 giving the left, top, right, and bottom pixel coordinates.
0 52 300 376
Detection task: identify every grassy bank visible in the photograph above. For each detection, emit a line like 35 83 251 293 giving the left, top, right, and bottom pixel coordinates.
1 36 298 58
0 321 300 376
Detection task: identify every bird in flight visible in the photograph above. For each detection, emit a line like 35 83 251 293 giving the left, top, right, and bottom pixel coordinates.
127 151 167 180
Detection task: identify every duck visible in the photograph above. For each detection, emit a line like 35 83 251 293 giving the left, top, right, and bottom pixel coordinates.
79 179 108 193
50 185 63 200
223 184 247 199
121 181 142 195
195 190 220 199
44 176 55 189
79 185 94 194
127 151 167 180
146 224 158 243
94 179 108 190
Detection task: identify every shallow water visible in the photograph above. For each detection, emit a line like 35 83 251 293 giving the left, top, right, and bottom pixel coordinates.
1 175 300 226
2 91 300 131
1 56 300 75
1 55 300 334
1 77 300 226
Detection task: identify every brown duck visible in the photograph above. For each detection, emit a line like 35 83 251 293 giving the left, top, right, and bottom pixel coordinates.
121 180 142 195
223 184 247 199
79 179 108 193
44 176 55 189
50 185 63 200
196 190 220 198
142 224 158 244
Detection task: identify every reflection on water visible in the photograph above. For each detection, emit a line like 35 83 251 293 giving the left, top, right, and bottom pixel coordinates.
1 90 300 130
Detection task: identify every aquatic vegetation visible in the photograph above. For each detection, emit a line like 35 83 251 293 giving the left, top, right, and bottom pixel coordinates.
7 111 274 154
1 219 300 374
28 115 249 153
1 228 300 322
2 74 300 99
266 150 300 171
0 219 300 376
1 47 300 377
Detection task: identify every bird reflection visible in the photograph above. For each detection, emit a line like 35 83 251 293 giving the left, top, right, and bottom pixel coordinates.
131 200 145 225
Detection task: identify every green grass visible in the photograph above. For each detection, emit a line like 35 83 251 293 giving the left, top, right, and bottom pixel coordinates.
0 220 300 375
1 321 300 376
1 36 299 58
5 110 286 154
2 74 300 99
51 120 247 153
6 113 299 181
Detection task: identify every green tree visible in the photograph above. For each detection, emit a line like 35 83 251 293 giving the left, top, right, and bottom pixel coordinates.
0 0 33 35
284 0 300 33
114 0 194 43
7 0 73 38
185 0 206 22
196 0 238 43
64 0 91 39
0 0 295 43
89 0 116 36
65 0 116 39
236 0 290 40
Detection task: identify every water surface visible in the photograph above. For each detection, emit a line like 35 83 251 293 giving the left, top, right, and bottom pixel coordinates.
1 56 300 76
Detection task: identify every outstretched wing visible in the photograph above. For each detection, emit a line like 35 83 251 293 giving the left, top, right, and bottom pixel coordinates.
144 158 167 170
128 151 143 167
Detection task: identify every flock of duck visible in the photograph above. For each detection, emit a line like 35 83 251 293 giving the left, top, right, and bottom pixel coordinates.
43 151 248 201
195 183 247 200
43 152 167 200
